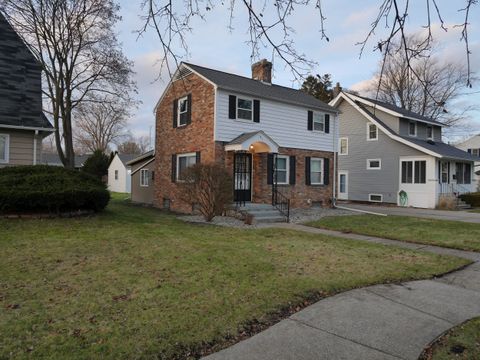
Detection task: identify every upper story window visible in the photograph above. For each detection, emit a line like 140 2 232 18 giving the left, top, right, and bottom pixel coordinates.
177 153 197 181
237 98 253 120
367 123 378 141
0 134 9 164
274 155 289 185
468 148 480 157
140 169 149 187
177 96 189 126
313 113 325 132
427 125 433 140
408 121 417 136
310 158 324 185
339 137 348 155
114 170 119 180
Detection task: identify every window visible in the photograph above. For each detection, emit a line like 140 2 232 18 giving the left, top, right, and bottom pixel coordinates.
367 123 378 141
440 162 449 183
367 159 381 170
339 137 348 155
237 98 253 120
310 158 324 185
401 160 426 184
455 162 472 184
369 194 383 202
472 148 479 157
313 113 325 132
177 153 197 181
274 155 289 185
177 96 188 126
114 170 119 180
339 173 347 194
140 169 149 187
408 121 417 136
0 134 9 163
427 125 433 140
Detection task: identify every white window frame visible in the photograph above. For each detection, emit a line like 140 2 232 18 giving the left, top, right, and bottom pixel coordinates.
176 152 197 181
312 112 325 132
367 123 378 141
367 158 382 170
310 157 324 185
472 148 479 157
408 121 417 137
0 133 10 164
427 125 433 140
401 159 427 184
236 97 253 121
339 137 348 155
369 194 383 203
274 155 289 185
140 169 149 187
177 96 188 127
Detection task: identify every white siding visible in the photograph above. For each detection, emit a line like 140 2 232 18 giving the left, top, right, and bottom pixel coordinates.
214 89 336 151
108 155 130 193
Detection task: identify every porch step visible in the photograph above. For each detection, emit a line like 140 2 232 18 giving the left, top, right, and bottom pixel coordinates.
456 200 472 210
237 203 286 223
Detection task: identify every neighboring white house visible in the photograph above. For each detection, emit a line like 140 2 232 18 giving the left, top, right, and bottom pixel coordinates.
455 134 480 190
108 153 137 193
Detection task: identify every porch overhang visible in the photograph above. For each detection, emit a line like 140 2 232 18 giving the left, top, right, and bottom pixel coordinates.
224 130 279 153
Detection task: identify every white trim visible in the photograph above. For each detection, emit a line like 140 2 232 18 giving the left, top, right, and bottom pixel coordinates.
0 124 55 132
140 169 150 187
408 121 417 137
339 137 348 155
310 157 324 185
0 133 10 164
177 95 189 127
176 152 197 181
224 131 279 153
368 194 383 203
236 96 254 121
275 155 289 185
131 157 155 175
312 111 326 133
338 171 348 200
366 122 378 141
367 158 382 170
33 130 38 165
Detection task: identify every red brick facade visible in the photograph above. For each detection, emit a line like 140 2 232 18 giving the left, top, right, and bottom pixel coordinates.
154 73 335 213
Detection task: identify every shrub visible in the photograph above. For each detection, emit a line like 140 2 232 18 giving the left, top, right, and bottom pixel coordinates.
82 150 110 180
0 165 110 214
178 163 233 221
460 192 480 207
437 195 457 210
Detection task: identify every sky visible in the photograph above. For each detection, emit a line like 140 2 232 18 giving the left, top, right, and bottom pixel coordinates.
115 0 480 144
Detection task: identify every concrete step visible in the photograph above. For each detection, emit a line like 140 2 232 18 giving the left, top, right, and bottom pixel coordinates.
253 215 286 223
236 202 286 223
245 209 282 217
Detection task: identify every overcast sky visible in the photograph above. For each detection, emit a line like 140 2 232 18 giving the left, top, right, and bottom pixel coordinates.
116 0 480 144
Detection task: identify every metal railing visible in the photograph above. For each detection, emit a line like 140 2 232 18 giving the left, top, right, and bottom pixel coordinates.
272 187 290 222
439 182 471 196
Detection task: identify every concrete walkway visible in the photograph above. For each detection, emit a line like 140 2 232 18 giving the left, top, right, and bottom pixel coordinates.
203 225 480 360
339 203 480 223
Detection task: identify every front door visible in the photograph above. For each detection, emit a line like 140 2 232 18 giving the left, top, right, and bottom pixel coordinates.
234 153 252 203
338 171 348 200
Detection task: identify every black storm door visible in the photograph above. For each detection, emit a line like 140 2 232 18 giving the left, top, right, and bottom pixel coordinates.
233 152 252 203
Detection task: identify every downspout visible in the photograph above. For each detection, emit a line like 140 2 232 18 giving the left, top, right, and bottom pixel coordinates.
33 130 38 165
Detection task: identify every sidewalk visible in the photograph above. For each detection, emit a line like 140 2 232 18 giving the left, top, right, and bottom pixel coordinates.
203 225 480 360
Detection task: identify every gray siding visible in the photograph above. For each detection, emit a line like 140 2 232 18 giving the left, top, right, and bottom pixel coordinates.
0 129 42 167
337 100 425 203
398 118 442 141
131 161 154 204
363 105 400 132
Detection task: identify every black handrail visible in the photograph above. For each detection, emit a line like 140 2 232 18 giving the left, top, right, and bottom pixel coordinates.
272 187 290 222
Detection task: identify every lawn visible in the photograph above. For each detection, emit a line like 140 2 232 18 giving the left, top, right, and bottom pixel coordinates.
0 196 469 359
306 215 480 252
421 317 480 359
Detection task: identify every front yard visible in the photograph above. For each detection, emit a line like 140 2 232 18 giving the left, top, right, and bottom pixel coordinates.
307 215 480 252
0 197 470 359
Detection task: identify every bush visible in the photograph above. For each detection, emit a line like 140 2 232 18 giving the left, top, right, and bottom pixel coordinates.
82 150 110 180
178 163 233 221
0 165 110 214
437 195 457 210
460 192 480 207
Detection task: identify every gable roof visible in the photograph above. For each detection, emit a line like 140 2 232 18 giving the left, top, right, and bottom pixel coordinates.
176 62 337 113
116 153 138 166
399 136 479 161
126 150 155 166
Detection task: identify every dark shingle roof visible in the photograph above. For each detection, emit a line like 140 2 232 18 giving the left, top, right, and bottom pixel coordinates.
117 153 138 165
126 150 155 166
40 153 90 168
183 62 337 113
354 94 444 126
399 137 479 161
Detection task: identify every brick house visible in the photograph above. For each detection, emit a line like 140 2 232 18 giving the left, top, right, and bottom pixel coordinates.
153 60 338 214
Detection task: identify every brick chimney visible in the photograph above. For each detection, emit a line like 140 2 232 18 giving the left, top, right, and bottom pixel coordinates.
251 59 272 83
333 82 342 98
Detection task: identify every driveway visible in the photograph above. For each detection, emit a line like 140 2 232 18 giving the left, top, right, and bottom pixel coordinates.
203 225 480 360
338 203 480 223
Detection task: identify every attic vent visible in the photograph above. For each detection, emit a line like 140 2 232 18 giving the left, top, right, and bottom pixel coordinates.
173 67 192 81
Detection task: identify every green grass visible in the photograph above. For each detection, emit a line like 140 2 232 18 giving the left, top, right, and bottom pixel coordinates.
306 215 480 252
469 209 480 213
422 317 480 359
0 198 469 359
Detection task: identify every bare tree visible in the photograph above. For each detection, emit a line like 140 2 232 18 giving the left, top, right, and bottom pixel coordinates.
0 0 135 168
74 99 131 153
116 135 151 155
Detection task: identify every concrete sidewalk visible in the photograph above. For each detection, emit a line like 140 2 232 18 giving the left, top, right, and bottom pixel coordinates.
203 225 480 360
339 203 480 223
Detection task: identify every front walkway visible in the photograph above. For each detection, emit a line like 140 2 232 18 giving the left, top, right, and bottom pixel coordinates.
203 225 480 360
339 203 480 223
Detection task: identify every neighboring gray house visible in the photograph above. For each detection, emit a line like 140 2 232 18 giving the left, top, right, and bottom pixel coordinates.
0 12 54 167
455 134 480 190
330 92 477 208
127 151 155 205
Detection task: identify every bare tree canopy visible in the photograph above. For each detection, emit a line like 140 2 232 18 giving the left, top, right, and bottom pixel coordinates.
116 135 151 155
0 0 135 168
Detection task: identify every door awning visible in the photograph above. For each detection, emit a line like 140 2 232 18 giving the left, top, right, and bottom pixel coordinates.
224 130 279 153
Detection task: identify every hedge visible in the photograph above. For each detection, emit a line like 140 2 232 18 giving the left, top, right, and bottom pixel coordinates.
460 192 480 207
0 165 110 214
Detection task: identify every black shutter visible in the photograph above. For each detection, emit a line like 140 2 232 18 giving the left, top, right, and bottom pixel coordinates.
305 156 311 185
324 114 330 133
267 154 274 185
253 100 260 122
289 156 296 185
171 154 177 182
196 151 201 164
229 95 237 119
186 94 192 125
324 158 330 185
307 111 313 131
173 99 178 128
